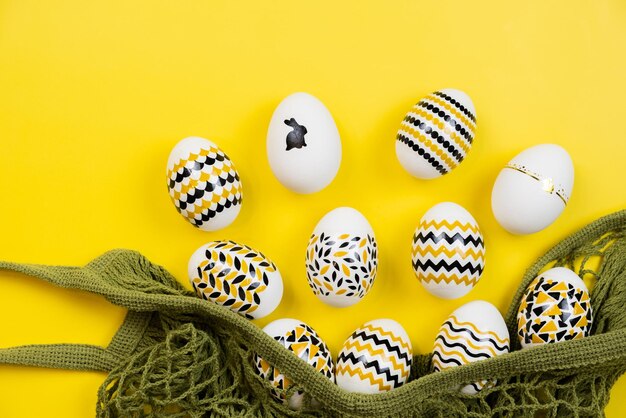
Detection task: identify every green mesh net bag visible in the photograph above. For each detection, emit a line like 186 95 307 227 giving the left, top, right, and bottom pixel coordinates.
1 209 626 417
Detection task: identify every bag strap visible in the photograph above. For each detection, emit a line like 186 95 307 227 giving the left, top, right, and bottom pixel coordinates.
0 256 156 372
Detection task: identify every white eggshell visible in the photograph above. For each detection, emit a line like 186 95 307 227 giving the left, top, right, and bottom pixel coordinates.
255 318 334 410
433 300 510 394
305 207 378 307
166 136 243 231
517 267 592 348
267 92 342 193
396 88 477 179
492 144 574 235
188 241 283 319
336 319 412 394
412 202 485 299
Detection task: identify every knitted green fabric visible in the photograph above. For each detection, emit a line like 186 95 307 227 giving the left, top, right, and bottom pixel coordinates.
1 210 625 417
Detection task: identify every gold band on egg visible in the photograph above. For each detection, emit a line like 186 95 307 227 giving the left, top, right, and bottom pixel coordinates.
504 163 569 206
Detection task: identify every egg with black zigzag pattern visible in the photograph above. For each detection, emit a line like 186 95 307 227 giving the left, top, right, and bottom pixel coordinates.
412 202 485 299
336 319 412 393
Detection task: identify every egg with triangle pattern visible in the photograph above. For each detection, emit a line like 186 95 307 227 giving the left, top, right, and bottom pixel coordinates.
254 318 334 409
517 267 593 348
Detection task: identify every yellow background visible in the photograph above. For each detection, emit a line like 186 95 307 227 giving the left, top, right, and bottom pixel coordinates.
1 1 625 416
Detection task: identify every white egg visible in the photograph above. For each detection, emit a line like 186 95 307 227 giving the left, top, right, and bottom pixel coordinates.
166 136 243 231
412 202 485 299
396 88 477 179
433 300 510 395
336 319 412 394
254 318 334 409
188 240 283 319
492 144 574 235
305 207 378 307
517 267 592 348
267 92 342 193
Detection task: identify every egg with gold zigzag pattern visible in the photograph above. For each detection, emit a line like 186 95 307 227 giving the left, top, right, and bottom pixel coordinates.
167 136 243 231
433 300 510 395
412 202 485 299
336 319 412 394
188 240 283 319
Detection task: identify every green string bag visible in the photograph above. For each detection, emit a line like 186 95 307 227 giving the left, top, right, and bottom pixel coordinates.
1 210 626 417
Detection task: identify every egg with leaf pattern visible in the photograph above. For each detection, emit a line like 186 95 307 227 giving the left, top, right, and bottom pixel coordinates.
305 207 378 308
188 240 283 319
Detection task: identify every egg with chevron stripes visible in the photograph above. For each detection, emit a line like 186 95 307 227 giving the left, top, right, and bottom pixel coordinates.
254 318 334 409
396 88 476 179
167 136 243 231
433 300 510 394
412 202 485 299
305 207 378 308
188 240 283 319
517 267 593 348
336 319 412 393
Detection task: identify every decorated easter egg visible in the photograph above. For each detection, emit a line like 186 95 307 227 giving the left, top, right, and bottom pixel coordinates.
433 300 510 394
517 267 593 348
254 318 334 409
188 240 283 319
336 319 412 394
166 136 243 231
412 202 485 299
492 144 574 235
267 92 341 194
396 88 476 179
305 207 378 308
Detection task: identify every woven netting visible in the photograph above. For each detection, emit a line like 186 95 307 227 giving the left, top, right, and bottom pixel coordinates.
1 210 626 417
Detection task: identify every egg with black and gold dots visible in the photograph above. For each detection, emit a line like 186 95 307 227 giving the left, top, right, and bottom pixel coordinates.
255 318 334 409
396 88 476 179
188 240 283 319
166 136 243 231
517 267 593 348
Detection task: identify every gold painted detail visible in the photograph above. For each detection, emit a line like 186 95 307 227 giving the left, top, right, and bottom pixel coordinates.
504 163 569 205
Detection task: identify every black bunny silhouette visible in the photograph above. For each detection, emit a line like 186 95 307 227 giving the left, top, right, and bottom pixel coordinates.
284 118 308 151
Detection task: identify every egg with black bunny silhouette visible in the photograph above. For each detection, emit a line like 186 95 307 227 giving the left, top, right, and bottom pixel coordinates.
267 92 342 194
